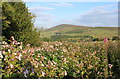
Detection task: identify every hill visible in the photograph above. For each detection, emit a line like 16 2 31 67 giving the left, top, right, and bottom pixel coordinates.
41 24 118 41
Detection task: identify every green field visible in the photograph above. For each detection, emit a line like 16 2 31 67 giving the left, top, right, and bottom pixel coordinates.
41 24 118 42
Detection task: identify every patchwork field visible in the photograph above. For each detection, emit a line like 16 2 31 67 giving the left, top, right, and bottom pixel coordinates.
41 24 118 42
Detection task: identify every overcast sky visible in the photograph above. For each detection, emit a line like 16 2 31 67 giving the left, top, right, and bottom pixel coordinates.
26 2 118 28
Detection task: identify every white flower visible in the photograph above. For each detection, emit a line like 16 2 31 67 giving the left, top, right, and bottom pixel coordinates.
8 49 11 53
63 49 67 52
42 71 45 77
0 52 3 58
52 60 57 65
41 63 44 66
108 64 113 69
10 63 14 68
18 53 22 60
23 69 29 78
19 46 22 50
64 71 67 76
49 45 54 48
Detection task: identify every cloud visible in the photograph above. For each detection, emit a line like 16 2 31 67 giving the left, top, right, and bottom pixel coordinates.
28 6 54 25
36 13 54 22
74 4 118 27
51 3 73 7
29 7 54 11
28 7 54 27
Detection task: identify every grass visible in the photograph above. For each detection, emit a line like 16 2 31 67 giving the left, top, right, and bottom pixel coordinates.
41 24 118 41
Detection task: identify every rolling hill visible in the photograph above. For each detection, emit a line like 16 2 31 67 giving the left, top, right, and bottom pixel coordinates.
41 24 118 41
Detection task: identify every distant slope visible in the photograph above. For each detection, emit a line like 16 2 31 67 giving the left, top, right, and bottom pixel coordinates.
45 24 90 33
41 24 118 39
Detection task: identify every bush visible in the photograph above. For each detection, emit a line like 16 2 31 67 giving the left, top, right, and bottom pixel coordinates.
107 41 120 77
2 2 41 47
92 38 99 41
112 36 119 40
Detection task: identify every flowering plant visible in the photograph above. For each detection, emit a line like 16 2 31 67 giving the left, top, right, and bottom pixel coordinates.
1 36 119 78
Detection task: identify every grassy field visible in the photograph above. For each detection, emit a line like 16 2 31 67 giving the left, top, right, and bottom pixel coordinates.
41 24 118 42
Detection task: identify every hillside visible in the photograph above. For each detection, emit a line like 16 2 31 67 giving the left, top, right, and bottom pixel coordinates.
41 24 118 41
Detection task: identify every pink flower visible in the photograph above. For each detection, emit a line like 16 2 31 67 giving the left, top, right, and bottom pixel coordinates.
28 48 34 53
14 42 20 45
22 50 26 53
2 51 5 54
104 38 108 43
10 40 17 45
9 59 14 61
10 47 15 50
2 45 5 48
15 53 22 60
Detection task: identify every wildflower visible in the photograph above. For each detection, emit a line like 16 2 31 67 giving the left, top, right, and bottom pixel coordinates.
29 48 34 53
48 61 53 66
27 44 30 47
41 56 47 61
53 67 58 70
104 38 108 43
10 40 17 45
15 53 22 60
2 41 7 45
22 50 26 53
10 47 14 50
61 70 67 76
13 52 17 55
108 64 113 69
19 42 23 49
10 36 15 41
52 60 57 65
9 59 14 61
41 63 44 66
10 63 14 68
88 65 93 69
2 45 5 48
63 49 67 52
18 53 22 60
8 49 11 53
2 51 5 54
42 71 45 77
5 45 9 48
14 42 20 45
49 45 54 48
23 69 29 78
0 52 3 58
31 68 34 73
64 71 67 76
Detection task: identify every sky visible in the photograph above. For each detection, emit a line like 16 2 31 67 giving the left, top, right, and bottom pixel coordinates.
25 2 118 28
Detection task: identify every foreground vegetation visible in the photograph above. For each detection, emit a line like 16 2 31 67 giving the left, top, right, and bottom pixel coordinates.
1 1 119 79
1 37 120 78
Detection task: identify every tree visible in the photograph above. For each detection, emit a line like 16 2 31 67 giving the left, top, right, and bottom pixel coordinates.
2 2 41 46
